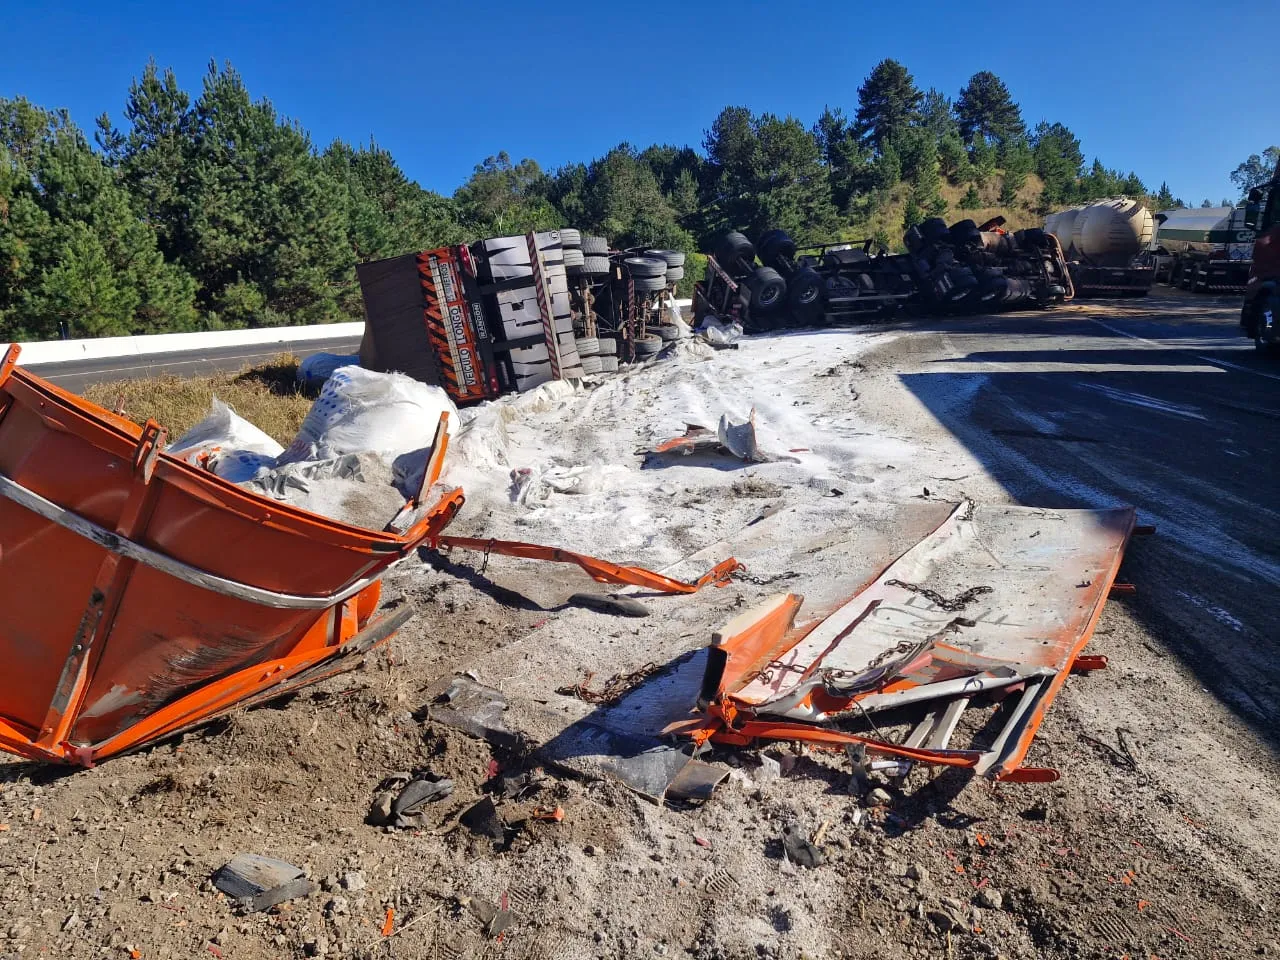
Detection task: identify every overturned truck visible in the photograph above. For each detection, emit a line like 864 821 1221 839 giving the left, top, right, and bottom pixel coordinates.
694 218 1073 330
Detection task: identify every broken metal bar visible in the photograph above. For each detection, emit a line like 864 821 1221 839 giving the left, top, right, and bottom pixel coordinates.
433 535 742 594
904 711 938 748
975 678 1047 777
1071 655 1108 673
850 667 1054 713
924 697 969 750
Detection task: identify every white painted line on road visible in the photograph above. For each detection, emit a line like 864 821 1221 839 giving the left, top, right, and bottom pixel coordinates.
1077 383 1207 420
1195 355 1280 382
1088 317 1280 383
36 346 353 380
1087 317 1165 347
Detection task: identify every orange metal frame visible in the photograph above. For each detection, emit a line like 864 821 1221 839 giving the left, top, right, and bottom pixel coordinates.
0 347 743 767
680 506 1136 784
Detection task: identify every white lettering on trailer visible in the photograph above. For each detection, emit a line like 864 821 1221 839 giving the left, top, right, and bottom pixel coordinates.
470 302 489 339
430 258 464 383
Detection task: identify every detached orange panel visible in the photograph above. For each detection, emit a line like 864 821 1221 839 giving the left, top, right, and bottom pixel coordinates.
0 352 441 764
698 594 803 708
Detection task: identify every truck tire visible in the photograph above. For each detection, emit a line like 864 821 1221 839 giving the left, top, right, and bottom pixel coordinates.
598 355 619 372
653 323 682 341
715 231 755 270
559 228 581 248
623 256 666 278
747 266 787 313
665 266 685 282
596 337 618 356
921 218 950 245
633 275 668 292
758 229 797 270
574 336 599 356
786 267 823 315
581 236 609 255
563 248 585 268
1253 291 1279 353
634 333 663 357
644 249 685 267
581 255 610 276
949 219 980 245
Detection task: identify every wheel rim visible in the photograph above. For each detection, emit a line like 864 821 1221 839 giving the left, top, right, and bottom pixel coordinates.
798 285 819 305
760 285 781 307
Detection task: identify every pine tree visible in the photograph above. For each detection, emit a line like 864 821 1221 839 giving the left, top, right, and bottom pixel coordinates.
970 137 997 187
0 103 197 340
997 137 1033 204
955 72 1026 145
855 59 923 152
937 132 971 183
95 60 191 258
1031 122 1084 205
454 151 561 235
960 184 981 209
701 108 838 241
918 89 958 141
812 106 873 211
901 196 923 233
909 137 947 220
1155 182 1177 209
180 62 350 326
872 143 902 191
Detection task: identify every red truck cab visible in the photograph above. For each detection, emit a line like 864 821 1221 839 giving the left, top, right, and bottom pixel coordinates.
1242 174 1280 352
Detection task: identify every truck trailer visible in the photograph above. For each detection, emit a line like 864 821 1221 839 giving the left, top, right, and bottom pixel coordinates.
1045 198 1155 297
1150 206 1255 293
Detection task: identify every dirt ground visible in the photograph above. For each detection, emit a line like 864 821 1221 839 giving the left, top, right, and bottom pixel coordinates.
3 298 1278 960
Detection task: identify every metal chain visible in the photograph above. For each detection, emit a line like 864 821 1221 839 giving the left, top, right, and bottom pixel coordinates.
731 566 801 587
885 579 993 612
556 662 659 705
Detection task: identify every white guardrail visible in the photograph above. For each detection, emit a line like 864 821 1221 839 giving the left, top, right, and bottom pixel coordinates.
10 322 366 367
9 300 692 367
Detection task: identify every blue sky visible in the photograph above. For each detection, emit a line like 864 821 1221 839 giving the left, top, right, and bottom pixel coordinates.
3 1 1275 207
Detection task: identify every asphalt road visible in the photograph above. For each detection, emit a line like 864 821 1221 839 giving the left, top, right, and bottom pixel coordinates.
883 288 1280 735
24 336 362 395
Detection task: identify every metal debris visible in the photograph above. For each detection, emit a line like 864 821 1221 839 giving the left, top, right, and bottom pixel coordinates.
556 663 662 705
213 854 316 913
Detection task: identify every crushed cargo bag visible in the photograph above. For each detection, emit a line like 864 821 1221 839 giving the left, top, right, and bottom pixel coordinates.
168 398 283 483
297 352 360 390
278 367 458 467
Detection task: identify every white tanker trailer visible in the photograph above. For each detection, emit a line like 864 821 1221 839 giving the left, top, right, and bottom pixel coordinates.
1045 198 1155 296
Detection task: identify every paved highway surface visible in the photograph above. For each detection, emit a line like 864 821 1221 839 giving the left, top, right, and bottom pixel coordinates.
877 289 1279 731
24 336 362 395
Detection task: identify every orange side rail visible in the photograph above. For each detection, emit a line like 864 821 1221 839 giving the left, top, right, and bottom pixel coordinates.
709 719 984 768
432 535 742 594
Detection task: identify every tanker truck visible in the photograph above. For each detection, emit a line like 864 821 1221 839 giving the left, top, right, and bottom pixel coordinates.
1045 198 1155 296
1149 206 1254 293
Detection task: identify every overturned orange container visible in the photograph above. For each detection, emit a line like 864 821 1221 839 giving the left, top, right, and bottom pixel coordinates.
0 345 457 766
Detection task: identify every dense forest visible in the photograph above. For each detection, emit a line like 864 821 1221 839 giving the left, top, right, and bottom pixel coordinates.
1 58 1188 340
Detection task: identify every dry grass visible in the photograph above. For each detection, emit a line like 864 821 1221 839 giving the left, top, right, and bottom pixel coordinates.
82 354 313 444
854 172 1047 247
